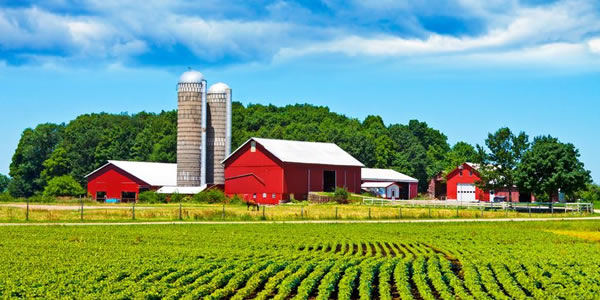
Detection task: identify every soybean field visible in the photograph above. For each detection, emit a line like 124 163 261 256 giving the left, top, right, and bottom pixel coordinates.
1 221 600 299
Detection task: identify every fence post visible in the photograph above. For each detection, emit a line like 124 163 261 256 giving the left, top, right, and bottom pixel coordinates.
263 205 266 219
80 195 84 221
301 205 304 219
335 207 338 219
429 206 431 218
26 197 29 221
368 207 371 219
456 203 459 217
179 200 183 220
132 200 136 220
528 203 531 217
222 202 225 219
550 203 554 216
399 207 402 219
480 205 483 217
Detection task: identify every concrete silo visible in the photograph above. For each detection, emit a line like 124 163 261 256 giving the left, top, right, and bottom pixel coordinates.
206 82 232 185
176 70 207 187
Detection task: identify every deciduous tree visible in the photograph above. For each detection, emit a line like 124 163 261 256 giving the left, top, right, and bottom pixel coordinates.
516 136 591 201
475 128 529 202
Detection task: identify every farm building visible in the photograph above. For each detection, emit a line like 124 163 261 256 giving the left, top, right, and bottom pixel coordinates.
361 168 418 199
446 162 534 202
223 137 364 204
85 160 177 202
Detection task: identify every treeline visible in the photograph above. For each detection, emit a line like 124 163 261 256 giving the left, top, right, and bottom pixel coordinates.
3 103 478 197
1 102 595 201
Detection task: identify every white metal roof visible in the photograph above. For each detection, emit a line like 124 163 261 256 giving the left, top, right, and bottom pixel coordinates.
224 137 364 167
179 70 205 83
361 168 418 183
157 185 207 194
85 160 177 187
361 182 397 188
208 82 230 94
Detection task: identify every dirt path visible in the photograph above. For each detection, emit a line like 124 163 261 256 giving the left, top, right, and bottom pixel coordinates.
0 216 599 226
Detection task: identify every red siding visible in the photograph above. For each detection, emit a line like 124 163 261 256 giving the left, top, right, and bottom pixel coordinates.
446 163 489 201
224 142 284 204
224 140 362 204
87 165 152 201
409 182 418 199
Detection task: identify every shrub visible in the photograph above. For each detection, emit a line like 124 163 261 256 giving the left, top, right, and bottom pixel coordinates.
43 175 85 197
138 191 168 204
192 189 227 203
0 192 14 202
333 187 350 204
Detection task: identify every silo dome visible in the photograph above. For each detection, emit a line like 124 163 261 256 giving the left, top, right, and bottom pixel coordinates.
179 70 205 83
208 82 230 94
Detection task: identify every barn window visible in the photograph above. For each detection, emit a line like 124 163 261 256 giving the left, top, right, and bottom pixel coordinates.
469 170 473 176
121 192 136 203
253 193 257 199
251 141 256 152
96 191 107 202
262 193 267 198
272 193 276 199
459 170 463 176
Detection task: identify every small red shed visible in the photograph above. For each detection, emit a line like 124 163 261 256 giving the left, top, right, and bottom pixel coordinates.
85 160 176 202
446 162 533 202
223 138 364 204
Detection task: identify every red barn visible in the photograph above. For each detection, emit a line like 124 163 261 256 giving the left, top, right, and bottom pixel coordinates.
85 160 176 202
361 168 419 199
446 162 533 202
223 138 364 204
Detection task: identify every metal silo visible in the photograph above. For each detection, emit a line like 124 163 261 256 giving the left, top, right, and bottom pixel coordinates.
206 82 232 185
177 70 207 187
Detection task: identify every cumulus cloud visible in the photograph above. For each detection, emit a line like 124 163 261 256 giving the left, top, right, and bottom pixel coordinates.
0 0 599 69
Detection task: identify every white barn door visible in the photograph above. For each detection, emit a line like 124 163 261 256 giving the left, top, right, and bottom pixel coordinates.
457 184 476 201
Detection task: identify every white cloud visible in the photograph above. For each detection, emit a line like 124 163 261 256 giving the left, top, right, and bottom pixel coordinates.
588 39 600 54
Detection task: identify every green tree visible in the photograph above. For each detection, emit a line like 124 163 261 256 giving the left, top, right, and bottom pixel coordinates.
43 175 85 197
40 147 70 185
9 123 64 197
0 174 10 193
444 142 477 174
574 183 600 203
516 136 591 201
475 128 529 203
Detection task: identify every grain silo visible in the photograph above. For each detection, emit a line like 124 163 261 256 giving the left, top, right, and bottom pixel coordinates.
176 70 207 187
206 82 232 185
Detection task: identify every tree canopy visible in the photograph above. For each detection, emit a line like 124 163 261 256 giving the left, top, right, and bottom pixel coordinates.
475 128 529 202
9 103 466 197
0 174 10 193
516 135 591 201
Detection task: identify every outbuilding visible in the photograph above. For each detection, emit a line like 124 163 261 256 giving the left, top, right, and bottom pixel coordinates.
223 138 364 204
86 160 176 202
446 162 533 202
361 168 418 199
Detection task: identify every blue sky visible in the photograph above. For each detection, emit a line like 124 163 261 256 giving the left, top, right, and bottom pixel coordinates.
0 0 599 183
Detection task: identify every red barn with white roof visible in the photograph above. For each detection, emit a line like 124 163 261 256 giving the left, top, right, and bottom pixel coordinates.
85 160 176 202
223 138 364 204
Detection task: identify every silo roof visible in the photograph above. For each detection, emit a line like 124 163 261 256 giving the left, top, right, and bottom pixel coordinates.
208 82 230 93
179 70 205 83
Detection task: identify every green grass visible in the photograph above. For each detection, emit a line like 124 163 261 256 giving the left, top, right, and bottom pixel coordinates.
0 201 594 223
1 221 600 299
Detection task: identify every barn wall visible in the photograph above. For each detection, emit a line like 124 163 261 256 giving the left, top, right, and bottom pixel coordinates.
284 163 361 200
446 163 488 201
87 165 150 201
224 142 284 204
409 183 419 200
